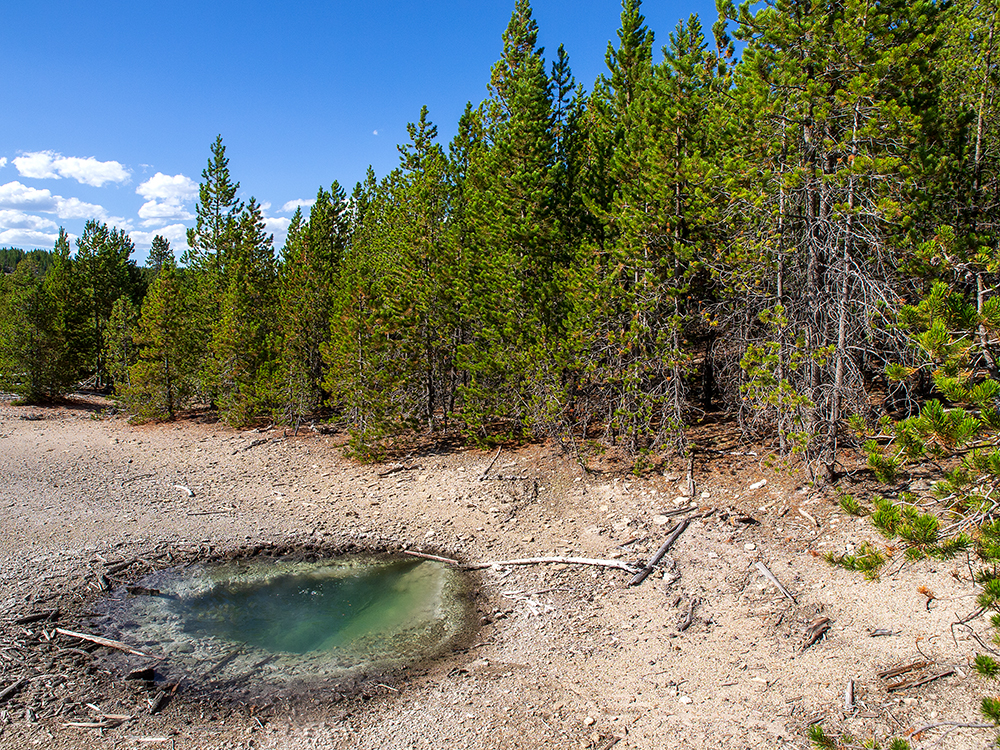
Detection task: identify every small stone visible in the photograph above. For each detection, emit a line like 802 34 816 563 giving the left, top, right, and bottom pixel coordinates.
583 716 595 726
748 479 767 491
700 491 710 499
707 551 719 559
653 515 671 526
678 696 693 705
744 543 756 551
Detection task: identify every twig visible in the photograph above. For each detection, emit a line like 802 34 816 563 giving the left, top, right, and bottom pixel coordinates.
402 550 461 565
887 668 954 692
186 510 231 516
14 609 59 625
905 721 994 739
0 678 27 704
55 628 153 657
755 561 797 603
678 598 697 632
464 556 640 574
878 660 930 680
629 519 691 586
149 684 178 715
173 484 194 497
479 447 503 481
802 617 831 651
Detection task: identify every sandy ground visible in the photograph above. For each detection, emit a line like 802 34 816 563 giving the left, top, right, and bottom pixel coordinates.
0 397 994 750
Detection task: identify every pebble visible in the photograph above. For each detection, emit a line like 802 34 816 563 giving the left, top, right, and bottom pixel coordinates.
744 543 756 551
748 479 767 490
653 515 671 526
583 716 595 726
679 696 693 705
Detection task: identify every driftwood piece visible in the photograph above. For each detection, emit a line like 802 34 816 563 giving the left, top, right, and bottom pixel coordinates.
55 628 153 658
464 556 640 574
629 519 691 586
755 561 797 604
0 678 27 704
402 550 461 565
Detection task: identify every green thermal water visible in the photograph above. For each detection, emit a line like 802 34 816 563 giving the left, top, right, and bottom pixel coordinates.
94 555 468 694
174 558 446 654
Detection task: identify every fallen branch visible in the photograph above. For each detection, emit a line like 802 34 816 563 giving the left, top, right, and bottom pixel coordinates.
402 550 461 565
55 628 153 658
755 561 797 604
149 683 178 715
14 609 59 625
878 660 930 680
629 519 690 586
464 556 639 574
906 721 995 739
186 510 231 517
887 668 954 692
0 678 27 704
479 447 503 481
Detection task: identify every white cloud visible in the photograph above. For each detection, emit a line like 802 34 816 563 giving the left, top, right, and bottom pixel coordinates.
0 209 58 233
280 198 315 213
264 216 291 234
13 151 130 187
373 130 378 136
130 223 190 249
0 181 114 223
136 172 197 202
0 157 6 170
0 228 60 247
138 200 194 226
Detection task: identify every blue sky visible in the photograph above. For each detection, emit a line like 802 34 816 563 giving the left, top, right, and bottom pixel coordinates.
0 0 722 264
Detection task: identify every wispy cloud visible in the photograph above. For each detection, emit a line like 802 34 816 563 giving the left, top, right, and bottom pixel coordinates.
280 198 315 213
130 223 189 250
0 228 61 247
13 151 130 187
0 157 7 170
0 208 58 233
0 180 132 235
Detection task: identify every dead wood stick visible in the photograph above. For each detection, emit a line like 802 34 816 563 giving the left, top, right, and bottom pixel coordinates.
149 683 178 715
845 679 855 710
402 550 461 565
629 519 690 586
479 446 503 481
686 455 695 498
14 609 59 625
121 473 154 485
802 617 831 650
464 556 640 574
186 510 231 516
378 464 417 477
678 598 696 632
755 561 797 603
887 668 955 692
0 678 27 704
905 720 995 738
878 660 930 680
54 628 152 658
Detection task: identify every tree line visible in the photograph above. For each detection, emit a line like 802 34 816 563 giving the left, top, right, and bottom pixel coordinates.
2 0 998 474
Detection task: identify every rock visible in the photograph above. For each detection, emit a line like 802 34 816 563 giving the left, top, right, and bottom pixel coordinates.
748 479 767 491
653 515 671 526
679 696 693 705
744 542 756 551
583 716 595 726
700 491 710 499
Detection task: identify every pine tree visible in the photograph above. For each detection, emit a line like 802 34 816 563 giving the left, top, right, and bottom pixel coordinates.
147 235 173 275
184 135 243 405
74 220 138 390
125 254 197 421
210 197 276 425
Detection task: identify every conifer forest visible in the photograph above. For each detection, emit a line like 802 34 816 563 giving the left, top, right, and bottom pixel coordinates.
2 0 999 482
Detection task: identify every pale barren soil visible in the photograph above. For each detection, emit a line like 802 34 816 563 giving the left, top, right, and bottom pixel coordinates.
0 397 992 749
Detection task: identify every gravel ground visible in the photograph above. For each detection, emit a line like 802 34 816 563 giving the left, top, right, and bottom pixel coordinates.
0 397 992 749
